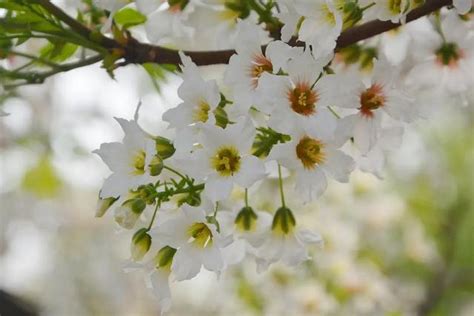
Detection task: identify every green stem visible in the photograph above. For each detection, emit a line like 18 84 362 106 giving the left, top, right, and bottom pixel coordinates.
163 165 193 186
360 2 376 11
244 188 249 207
10 50 61 69
147 201 160 230
277 164 286 207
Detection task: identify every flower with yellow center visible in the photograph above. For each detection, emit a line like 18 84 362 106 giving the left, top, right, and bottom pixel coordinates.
295 136 326 170
290 0 343 57
163 52 220 128
151 203 229 281
211 146 241 177
368 0 410 23
181 119 266 203
268 122 354 201
94 118 157 198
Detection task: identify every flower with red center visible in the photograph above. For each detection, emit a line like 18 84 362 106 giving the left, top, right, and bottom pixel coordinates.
359 84 386 118
224 21 302 118
327 59 415 154
287 81 319 116
407 12 474 95
257 50 337 137
249 53 274 88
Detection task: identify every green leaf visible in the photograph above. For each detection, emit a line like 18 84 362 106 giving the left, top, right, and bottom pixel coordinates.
114 8 147 29
40 41 78 63
22 156 62 198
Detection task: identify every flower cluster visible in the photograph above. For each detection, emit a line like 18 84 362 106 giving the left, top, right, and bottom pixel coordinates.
92 1 473 314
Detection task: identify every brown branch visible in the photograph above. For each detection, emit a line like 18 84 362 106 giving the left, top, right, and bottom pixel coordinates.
38 0 452 67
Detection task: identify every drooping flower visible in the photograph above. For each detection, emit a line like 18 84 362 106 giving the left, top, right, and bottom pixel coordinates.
256 206 323 270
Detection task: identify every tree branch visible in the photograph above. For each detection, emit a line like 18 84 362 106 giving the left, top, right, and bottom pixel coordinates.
35 0 453 67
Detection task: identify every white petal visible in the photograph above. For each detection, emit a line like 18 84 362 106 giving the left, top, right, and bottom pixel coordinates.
204 174 234 203
295 168 328 202
234 155 266 188
171 245 202 281
321 148 355 183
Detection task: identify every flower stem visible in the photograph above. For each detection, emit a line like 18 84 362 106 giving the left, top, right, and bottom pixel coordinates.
164 165 193 186
277 164 286 207
147 201 160 230
244 188 249 207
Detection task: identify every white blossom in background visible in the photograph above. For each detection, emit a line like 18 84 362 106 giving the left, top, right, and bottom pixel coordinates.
407 12 474 96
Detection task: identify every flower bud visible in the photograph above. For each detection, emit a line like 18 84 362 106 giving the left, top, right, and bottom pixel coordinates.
148 155 164 176
340 1 363 30
95 195 118 217
235 206 258 231
131 228 152 261
155 136 175 159
114 198 146 229
154 246 177 270
272 207 296 235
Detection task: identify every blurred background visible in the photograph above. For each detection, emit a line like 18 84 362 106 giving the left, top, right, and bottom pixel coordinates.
1 45 473 316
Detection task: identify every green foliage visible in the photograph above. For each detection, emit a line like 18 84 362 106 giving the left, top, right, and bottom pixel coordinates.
114 8 147 29
21 156 62 198
252 127 290 158
40 41 78 63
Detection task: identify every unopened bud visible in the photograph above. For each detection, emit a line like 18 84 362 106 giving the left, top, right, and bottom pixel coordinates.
114 199 146 229
96 195 118 217
154 246 177 270
272 207 296 235
148 155 164 176
129 198 146 214
235 206 258 231
155 136 175 159
131 228 152 261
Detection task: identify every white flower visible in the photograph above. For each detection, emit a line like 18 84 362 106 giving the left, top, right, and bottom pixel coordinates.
366 0 410 23
217 206 272 265
256 206 323 270
331 59 415 154
181 119 267 202
124 245 176 315
257 50 337 136
224 21 302 117
162 52 221 128
145 1 194 44
407 12 474 95
356 126 404 179
268 120 354 201
152 203 230 281
94 118 156 198
293 0 343 57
